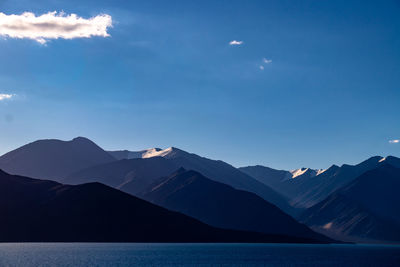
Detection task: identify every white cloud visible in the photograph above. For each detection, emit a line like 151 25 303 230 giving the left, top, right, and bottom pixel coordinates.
229 40 243 46
263 58 272 64
0 94 13 101
0 11 112 44
259 65 264 70
389 139 399 144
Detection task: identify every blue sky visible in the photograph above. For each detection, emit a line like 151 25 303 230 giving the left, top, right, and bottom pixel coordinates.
0 0 399 169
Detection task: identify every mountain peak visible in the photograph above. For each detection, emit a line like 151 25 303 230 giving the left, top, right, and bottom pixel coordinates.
71 136 93 143
289 167 328 179
0 137 115 181
362 155 384 164
142 147 172 158
324 164 340 173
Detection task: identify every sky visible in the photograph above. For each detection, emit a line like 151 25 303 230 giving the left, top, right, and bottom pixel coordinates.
0 0 399 170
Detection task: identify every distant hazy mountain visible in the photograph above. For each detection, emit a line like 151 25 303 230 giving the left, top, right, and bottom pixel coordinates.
239 166 326 197
138 147 294 215
138 168 332 242
241 156 400 209
0 169 323 243
239 165 292 196
299 164 400 243
0 137 116 182
65 157 179 195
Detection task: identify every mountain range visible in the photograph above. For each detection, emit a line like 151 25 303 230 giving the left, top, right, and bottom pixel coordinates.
0 136 399 243
0 138 293 215
240 156 400 209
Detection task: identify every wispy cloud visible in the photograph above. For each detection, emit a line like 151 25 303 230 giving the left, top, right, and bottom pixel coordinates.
263 58 272 64
0 11 112 44
259 65 264 70
0 94 14 101
389 139 399 144
229 40 243 46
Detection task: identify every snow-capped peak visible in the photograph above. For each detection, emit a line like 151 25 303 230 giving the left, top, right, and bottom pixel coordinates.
290 168 326 179
379 157 386 163
290 168 310 178
142 147 173 158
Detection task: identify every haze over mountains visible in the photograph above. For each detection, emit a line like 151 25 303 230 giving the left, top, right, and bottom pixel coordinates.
0 136 399 243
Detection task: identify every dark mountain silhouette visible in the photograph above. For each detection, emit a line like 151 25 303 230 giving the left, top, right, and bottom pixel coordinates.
65 157 178 195
241 156 400 209
137 168 332 242
299 164 400 243
0 169 324 243
0 137 116 182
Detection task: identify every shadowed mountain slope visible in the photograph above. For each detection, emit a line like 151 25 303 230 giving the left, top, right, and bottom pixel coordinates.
65 157 178 196
138 168 332 242
299 164 400 243
0 169 323 243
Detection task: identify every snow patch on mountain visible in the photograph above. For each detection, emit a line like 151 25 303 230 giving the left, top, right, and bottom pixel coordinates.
290 168 326 179
290 168 310 178
142 147 173 158
379 157 386 163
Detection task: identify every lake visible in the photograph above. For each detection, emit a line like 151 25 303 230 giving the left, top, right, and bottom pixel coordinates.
0 243 399 266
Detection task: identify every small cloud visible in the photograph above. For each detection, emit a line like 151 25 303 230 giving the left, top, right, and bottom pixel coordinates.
229 40 243 46
389 139 399 144
259 65 264 70
263 58 272 64
0 11 112 44
0 94 14 101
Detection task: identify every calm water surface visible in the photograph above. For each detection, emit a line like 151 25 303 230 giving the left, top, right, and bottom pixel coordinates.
0 243 399 267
